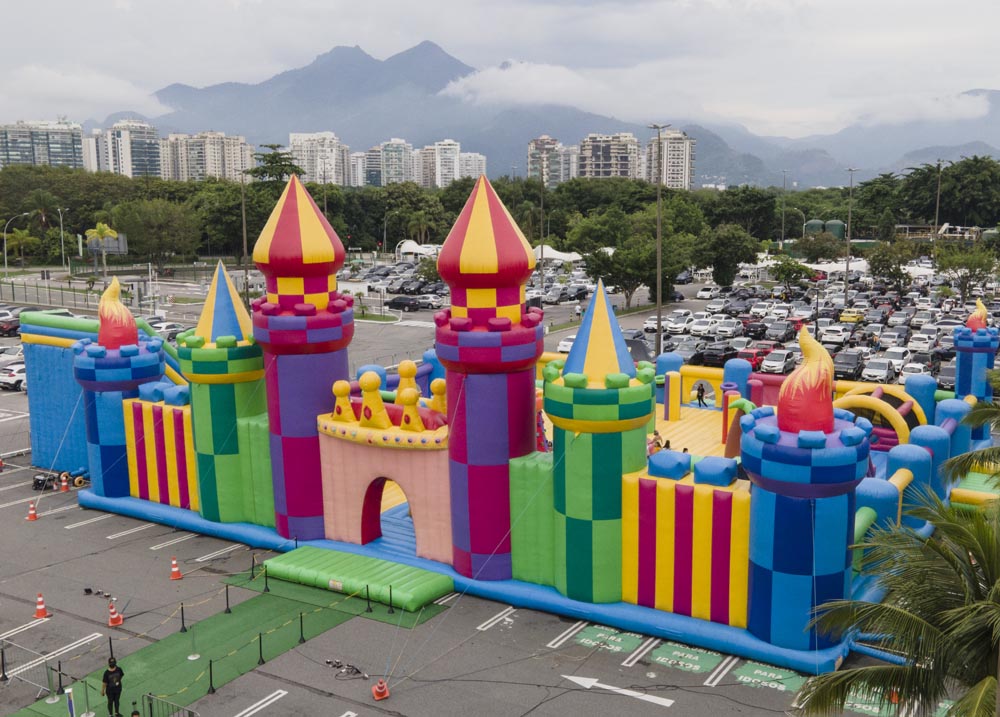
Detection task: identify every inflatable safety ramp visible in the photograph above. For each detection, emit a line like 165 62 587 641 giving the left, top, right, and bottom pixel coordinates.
263 546 454 612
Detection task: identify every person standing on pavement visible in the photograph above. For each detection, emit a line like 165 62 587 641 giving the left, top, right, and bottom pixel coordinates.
696 383 707 407
574 303 582 320
101 657 125 717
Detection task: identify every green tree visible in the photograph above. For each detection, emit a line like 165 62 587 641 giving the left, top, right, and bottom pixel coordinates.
407 210 432 245
877 208 898 243
795 494 1000 717
796 231 843 263
936 247 996 302
111 199 198 271
697 186 777 238
22 188 60 237
638 232 697 304
415 256 440 282
694 223 758 286
564 206 629 254
583 239 650 309
84 222 118 274
856 173 901 226
867 240 915 290
6 227 40 266
245 144 303 184
770 255 811 292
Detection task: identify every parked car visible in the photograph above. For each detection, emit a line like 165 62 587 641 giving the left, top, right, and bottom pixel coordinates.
387 296 422 312
737 348 767 370
624 338 654 363
715 319 744 339
861 358 896 383
401 279 426 295
556 335 576 353
0 345 23 366
881 329 911 348
744 322 768 340
820 325 851 344
154 322 188 340
839 308 865 324
674 339 708 365
0 362 25 390
675 270 693 284
910 350 943 375
688 318 719 337
937 362 957 390
898 363 931 385
696 286 720 300
416 294 443 310
665 316 694 335
702 342 738 367
705 297 731 313
833 350 864 380
884 347 912 374
907 333 937 352
543 287 568 304
764 320 795 343
751 340 784 355
0 317 19 336
730 337 753 351
760 350 796 374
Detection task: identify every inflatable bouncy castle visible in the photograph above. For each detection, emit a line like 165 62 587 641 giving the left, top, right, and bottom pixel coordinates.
21 174 1000 674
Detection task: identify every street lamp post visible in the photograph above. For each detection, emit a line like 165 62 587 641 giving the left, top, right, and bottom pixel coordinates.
780 170 788 251
57 208 69 272
845 167 858 282
3 213 29 280
648 123 670 355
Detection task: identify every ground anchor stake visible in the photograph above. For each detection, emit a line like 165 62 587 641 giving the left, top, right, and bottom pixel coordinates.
298 612 305 644
365 584 373 613
257 632 265 665
388 585 394 614
224 583 231 614
207 659 215 694
262 565 270 593
180 603 187 633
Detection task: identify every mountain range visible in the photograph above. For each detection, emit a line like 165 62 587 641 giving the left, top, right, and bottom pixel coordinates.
95 42 1000 188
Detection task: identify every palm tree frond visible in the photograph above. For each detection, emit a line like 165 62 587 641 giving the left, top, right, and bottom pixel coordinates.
945 675 996 717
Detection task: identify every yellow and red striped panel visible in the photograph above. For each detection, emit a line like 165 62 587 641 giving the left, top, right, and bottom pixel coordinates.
622 475 749 628
252 175 344 275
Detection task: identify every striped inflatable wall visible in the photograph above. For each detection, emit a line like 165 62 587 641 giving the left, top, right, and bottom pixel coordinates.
123 398 199 511
622 476 750 628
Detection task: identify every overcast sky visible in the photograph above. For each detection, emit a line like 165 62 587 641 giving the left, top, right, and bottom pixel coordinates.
1 0 996 137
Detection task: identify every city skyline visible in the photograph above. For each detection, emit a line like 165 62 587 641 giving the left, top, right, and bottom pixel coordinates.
0 1 996 138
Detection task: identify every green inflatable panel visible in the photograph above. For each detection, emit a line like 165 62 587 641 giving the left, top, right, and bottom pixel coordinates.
263 546 454 612
510 452 555 587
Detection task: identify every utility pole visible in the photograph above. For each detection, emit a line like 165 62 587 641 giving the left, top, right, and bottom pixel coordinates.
933 159 945 257
57 208 68 272
240 172 250 307
846 167 858 282
648 123 670 355
780 171 788 251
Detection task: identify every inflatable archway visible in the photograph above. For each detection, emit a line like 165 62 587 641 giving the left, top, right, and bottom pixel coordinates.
833 385 928 449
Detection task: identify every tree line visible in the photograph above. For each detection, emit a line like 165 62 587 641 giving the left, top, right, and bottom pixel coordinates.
1 152 999 280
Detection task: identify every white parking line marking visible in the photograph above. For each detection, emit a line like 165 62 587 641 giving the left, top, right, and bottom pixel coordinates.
0 494 42 509
38 504 78 517
0 479 32 492
195 544 243 562
9 633 103 678
65 514 113 529
433 592 458 605
622 637 661 667
547 620 589 649
149 533 195 550
703 655 740 687
232 689 288 717
476 606 516 631
0 618 49 640
107 523 155 539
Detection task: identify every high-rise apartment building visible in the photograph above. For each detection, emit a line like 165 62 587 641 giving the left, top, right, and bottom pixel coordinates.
0 120 84 169
364 147 382 187
349 152 366 187
433 139 461 188
288 132 351 185
645 129 696 190
458 152 486 179
104 119 161 178
380 138 414 185
554 144 579 184
160 131 255 182
577 132 640 179
526 135 560 188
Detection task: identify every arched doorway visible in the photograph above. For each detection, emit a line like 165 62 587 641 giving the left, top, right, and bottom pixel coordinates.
360 477 416 556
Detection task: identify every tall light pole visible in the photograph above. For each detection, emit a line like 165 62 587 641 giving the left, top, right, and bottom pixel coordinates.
240 171 250 307
780 170 788 251
649 123 670 355
3 213 29 280
845 167 858 282
57 207 69 272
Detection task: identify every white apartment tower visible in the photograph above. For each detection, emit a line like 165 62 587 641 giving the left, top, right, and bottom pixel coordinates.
458 152 486 179
288 132 351 185
645 129 696 190
433 139 461 188
577 132 640 179
349 152 366 187
160 131 255 182
380 138 414 185
526 135 560 187
105 119 161 178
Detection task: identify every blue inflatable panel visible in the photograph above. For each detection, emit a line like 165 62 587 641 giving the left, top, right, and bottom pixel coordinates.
78 490 850 674
648 450 691 479
26 343 88 471
693 456 738 486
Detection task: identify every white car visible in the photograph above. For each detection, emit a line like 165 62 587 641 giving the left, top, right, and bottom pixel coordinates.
705 298 731 313
696 286 720 299
884 347 912 374
688 318 719 337
820 325 850 344
907 334 937 352
0 362 25 390
750 302 772 318
644 315 669 333
557 335 576 353
666 316 694 334
898 363 930 385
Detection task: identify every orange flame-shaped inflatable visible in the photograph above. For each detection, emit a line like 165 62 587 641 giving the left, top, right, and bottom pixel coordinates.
97 277 138 350
966 297 989 332
777 327 834 433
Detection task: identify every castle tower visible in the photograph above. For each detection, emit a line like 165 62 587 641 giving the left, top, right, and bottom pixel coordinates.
73 278 165 497
954 300 998 441
252 176 354 539
178 261 269 524
435 175 544 580
542 281 654 602
741 329 871 651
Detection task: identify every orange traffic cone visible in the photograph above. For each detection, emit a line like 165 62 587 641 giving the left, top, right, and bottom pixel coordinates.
107 601 124 627
60 474 69 493
169 556 183 581
34 593 51 619
25 501 37 521
890 688 899 704
371 678 390 701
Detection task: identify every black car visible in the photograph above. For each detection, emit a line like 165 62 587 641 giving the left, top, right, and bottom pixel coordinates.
402 279 426 295
702 342 738 368
669 290 685 302
674 339 707 365
625 338 654 363
675 270 693 284
833 350 864 380
910 350 943 375
566 286 589 302
387 296 421 312
744 322 767 340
